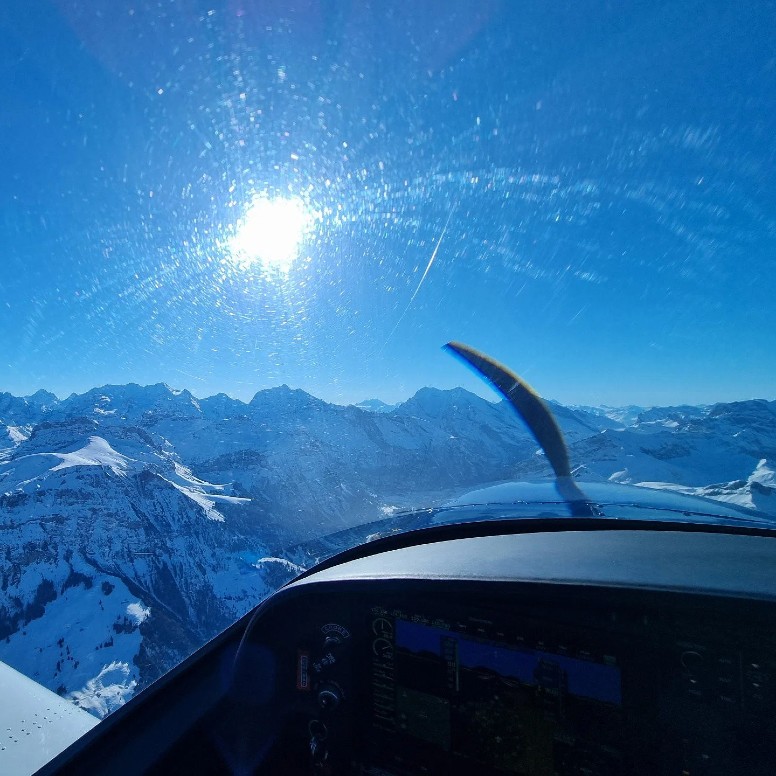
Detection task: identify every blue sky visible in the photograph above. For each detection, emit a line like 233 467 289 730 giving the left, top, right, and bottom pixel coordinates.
1 0 774 406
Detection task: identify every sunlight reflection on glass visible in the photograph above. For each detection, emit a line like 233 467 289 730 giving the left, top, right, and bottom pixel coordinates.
228 195 312 274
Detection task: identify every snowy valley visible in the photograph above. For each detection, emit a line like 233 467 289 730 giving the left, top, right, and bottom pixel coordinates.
1 383 775 718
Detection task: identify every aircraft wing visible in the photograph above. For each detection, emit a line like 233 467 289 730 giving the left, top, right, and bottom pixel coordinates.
0 661 98 776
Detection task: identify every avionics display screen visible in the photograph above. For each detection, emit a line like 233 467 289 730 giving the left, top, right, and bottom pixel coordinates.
396 619 622 705
369 611 623 774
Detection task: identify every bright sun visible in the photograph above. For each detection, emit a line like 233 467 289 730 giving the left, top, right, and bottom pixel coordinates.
229 196 310 273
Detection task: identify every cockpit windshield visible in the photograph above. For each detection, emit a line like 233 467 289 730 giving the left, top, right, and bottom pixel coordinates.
1 0 775 740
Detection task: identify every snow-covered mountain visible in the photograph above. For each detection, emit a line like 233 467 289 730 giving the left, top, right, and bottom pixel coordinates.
1 383 775 718
354 398 396 413
515 399 776 509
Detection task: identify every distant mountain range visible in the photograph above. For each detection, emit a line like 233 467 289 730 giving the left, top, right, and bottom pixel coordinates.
354 398 397 413
1 383 775 716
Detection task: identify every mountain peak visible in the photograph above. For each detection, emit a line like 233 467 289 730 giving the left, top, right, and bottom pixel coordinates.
249 384 323 410
395 386 494 418
27 389 59 405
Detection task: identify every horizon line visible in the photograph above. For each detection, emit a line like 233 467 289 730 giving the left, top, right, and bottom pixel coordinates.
2 381 774 413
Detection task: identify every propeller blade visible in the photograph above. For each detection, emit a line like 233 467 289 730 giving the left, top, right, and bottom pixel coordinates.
445 341 598 516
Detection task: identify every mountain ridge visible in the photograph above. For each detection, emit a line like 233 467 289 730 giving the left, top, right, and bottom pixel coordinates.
5 381 774 421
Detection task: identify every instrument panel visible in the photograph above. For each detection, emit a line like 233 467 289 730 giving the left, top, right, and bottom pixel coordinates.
258 581 776 775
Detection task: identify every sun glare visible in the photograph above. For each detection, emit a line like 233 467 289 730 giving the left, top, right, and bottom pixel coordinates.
229 196 310 273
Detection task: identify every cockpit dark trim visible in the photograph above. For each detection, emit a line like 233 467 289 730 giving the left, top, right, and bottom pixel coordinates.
289 515 776 584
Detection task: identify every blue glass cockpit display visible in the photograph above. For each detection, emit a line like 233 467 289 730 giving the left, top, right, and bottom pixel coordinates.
395 619 622 706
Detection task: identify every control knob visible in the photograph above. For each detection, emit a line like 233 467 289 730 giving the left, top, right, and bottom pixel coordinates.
317 682 343 711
